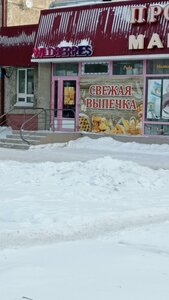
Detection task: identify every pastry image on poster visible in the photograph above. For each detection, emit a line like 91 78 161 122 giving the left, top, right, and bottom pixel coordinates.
79 77 143 135
89 114 142 135
79 113 91 131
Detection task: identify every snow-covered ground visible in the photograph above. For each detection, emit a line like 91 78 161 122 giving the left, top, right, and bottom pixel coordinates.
0 136 169 300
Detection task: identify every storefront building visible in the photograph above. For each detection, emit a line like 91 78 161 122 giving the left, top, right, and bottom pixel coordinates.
2 0 169 136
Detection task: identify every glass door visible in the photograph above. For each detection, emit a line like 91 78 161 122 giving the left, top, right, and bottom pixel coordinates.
52 77 78 131
63 80 76 118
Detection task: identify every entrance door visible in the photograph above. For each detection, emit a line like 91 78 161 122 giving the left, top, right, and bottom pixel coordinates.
52 77 78 131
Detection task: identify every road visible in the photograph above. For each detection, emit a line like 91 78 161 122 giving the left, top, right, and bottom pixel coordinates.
0 146 169 169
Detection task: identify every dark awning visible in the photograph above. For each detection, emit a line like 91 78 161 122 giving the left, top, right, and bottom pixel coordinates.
32 0 169 62
0 24 38 67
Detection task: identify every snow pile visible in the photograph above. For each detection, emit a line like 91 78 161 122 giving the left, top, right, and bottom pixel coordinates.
1 137 169 300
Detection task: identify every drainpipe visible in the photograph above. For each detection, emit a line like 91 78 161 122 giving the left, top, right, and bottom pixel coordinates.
1 71 5 116
1 78 4 116
2 0 7 27
1 0 7 117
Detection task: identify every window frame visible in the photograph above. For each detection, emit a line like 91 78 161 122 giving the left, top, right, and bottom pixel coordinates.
81 62 109 75
113 60 143 76
16 68 34 107
147 59 169 75
145 77 169 122
53 63 79 76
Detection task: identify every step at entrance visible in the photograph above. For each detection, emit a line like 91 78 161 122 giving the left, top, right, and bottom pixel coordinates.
0 129 82 150
0 130 49 150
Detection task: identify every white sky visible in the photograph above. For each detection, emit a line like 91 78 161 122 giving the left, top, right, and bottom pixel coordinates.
0 136 169 300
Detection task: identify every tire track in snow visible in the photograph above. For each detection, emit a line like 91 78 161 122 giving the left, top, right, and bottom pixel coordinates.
1 209 169 249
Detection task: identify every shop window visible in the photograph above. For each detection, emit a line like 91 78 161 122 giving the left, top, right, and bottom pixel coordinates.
82 62 109 74
17 68 34 105
53 63 78 76
147 59 169 74
146 78 169 120
144 124 169 135
113 61 143 75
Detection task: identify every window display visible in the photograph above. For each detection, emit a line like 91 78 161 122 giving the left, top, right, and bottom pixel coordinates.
113 61 143 75
162 79 169 119
146 79 161 119
146 78 169 120
79 77 143 135
82 62 109 74
147 60 169 74
53 63 78 76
